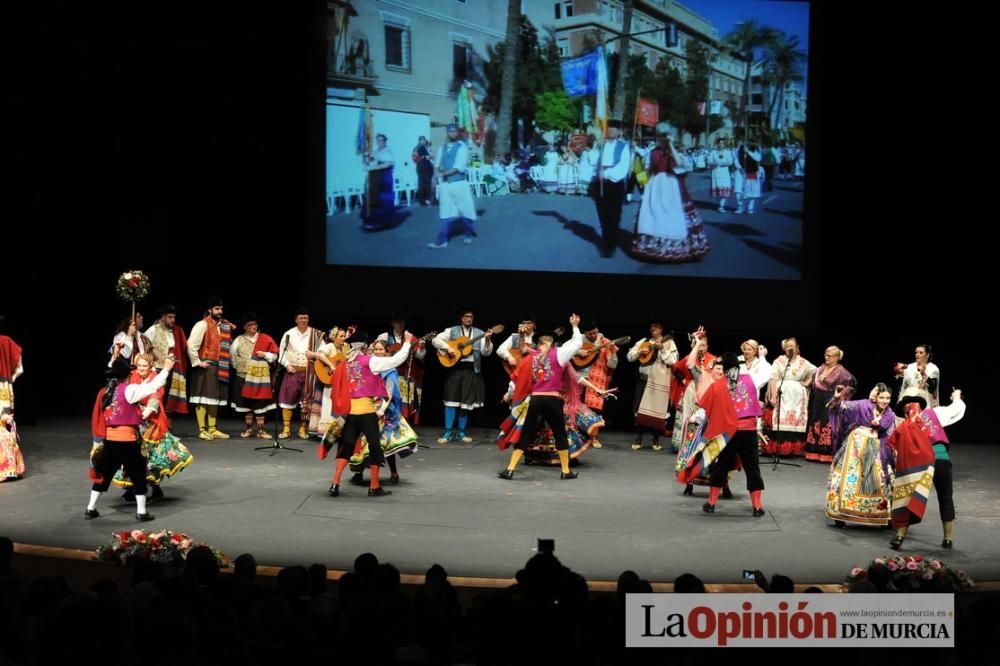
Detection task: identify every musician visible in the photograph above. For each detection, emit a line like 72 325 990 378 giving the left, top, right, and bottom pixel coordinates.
431 308 495 443
575 321 620 415
497 315 536 369
305 325 352 437
590 119 632 258
499 314 584 480
376 312 428 423
277 306 324 440
627 318 678 451
144 304 189 417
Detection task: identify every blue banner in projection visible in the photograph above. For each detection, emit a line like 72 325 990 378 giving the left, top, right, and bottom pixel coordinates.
560 50 600 97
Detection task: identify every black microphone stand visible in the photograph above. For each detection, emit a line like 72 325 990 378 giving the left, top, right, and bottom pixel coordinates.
256 332 302 456
770 352 801 470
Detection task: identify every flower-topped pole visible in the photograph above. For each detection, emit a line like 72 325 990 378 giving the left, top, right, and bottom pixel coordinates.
116 270 151 325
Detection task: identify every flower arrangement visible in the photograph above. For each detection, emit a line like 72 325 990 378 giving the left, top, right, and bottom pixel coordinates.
847 555 974 592
116 270 151 303
96 530 227 567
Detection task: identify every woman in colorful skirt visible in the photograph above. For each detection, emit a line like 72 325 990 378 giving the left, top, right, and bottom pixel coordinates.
229 313 278 438
0 409 24 481
114 354 193 501
348 339 418 485
805 346 856 463
674 356 735 498
631 123 710 263
825 383 897 528
497 345 612 466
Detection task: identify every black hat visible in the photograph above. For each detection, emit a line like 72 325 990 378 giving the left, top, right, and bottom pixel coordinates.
157 304 177 316
607 119 623 129
239 312 258 328
721 351 741 371
456 307 475 319
206 294 224 308
581 320 599 333
294 305 310 317
105 357 132 379
646 316 666 329
389 311 407 322
348 329 370 345
520 312 537 324
898 388 929 410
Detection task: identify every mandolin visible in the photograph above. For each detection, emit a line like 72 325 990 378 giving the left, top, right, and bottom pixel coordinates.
437 325 505 368
572 336 630 369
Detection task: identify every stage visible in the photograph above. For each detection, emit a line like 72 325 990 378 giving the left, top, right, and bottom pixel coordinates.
2 419 997 585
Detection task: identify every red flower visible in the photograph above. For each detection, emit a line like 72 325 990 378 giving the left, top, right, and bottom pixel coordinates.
128 279 138 287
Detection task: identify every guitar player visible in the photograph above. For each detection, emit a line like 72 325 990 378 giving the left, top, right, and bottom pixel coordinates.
577 320 620 417
496 315 536 370
431 308 494 444
376 312 428 423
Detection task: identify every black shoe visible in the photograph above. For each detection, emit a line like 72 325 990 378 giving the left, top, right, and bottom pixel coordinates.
151 485 164 501
560 471 578 480
942 539 953 549
135 512 155 522
834 520 846 529
702 503 715 513
682 484 694 497
121 490 136 503
349 472 365 486
367 487 392 497
753 507 766 517
497 469 514 480
889 535 904 550
389 474 400 485
84 509 100 520
721 487 734 500
329 484 340 497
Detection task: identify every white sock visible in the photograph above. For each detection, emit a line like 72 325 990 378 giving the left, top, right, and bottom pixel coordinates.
136 495 148 514
719 198 726 209
748 200 756 214
87 490 101 511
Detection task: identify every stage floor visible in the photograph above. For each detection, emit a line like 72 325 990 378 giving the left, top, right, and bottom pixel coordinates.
2 419 998 584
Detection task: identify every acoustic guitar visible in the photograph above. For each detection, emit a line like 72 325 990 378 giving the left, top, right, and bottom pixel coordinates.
387 331 437 355
637 336 673 365
437 325 505 368
502 327 565 377
312 325 356 385
572 335 630 369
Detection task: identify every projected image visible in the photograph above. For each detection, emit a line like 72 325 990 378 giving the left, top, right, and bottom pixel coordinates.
325 0 808 279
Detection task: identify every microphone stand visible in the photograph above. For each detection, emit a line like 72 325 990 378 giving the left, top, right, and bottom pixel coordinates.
771 353 801 470
256 332 302 456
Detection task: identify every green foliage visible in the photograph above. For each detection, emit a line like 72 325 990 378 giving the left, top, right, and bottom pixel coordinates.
534 90 578 132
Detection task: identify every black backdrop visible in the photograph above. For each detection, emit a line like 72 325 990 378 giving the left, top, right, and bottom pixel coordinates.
4 1 979 441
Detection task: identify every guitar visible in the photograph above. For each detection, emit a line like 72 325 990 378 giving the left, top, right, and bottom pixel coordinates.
387 331 437 355
572 336 630 369
637 337 673 366
502 327 565 377
437 325 505 368
312 325 356 385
